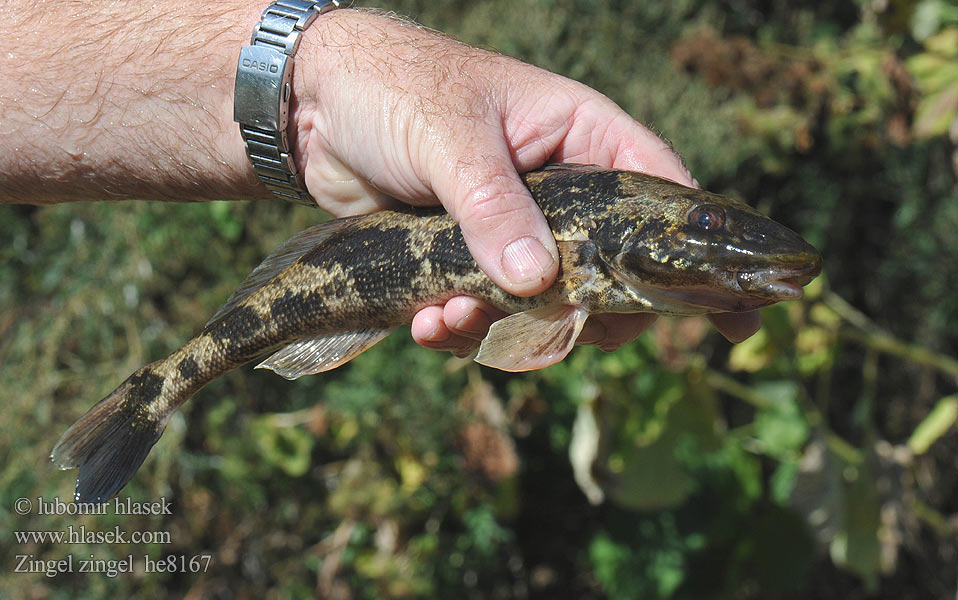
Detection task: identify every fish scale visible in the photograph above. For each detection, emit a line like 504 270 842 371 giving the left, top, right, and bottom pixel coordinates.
51 164 822 503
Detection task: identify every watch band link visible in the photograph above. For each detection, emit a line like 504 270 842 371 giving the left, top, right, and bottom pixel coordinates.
234 0 344 206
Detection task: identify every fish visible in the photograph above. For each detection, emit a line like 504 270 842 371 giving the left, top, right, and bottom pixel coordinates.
50 164 822 503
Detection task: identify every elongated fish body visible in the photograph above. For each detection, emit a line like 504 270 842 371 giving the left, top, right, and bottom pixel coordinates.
51 164 821 503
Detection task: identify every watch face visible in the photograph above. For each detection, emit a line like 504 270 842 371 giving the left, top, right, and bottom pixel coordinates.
234 46 292 132
233 1 342 204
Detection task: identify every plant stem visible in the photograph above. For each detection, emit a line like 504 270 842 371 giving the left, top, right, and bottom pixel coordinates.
825 291 958 378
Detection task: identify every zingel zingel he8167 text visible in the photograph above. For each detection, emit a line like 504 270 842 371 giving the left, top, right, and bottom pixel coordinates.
15 553 212 578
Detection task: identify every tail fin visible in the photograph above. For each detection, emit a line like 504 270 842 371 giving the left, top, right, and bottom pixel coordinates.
51 370 169 504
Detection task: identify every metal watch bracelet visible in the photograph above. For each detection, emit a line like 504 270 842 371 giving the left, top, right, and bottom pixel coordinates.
233 0 344 206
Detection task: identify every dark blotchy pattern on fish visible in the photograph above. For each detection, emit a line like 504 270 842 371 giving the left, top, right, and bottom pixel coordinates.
177 357 200 381
50 164 822 503
125 370 165 406
206 306 265 353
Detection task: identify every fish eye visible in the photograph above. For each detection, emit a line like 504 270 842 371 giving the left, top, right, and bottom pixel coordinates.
688 205 726 231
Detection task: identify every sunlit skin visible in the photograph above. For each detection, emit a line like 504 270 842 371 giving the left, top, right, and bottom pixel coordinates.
0 3 760 358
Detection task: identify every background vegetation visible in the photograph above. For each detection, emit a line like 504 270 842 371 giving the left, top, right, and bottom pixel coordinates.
2 0 957 598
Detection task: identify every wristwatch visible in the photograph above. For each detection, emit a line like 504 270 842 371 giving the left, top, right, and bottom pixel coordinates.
233 0 345 205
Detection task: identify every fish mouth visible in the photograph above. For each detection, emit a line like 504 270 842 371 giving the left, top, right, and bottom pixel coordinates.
633 262 822 314
734 262 821 300
610 254 822 315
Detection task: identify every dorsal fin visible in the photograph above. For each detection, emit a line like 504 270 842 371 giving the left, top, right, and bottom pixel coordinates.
206 217 360 326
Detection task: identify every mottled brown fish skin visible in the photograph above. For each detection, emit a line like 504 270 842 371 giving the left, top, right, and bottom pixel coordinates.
160 170 649 402
50 164 822 503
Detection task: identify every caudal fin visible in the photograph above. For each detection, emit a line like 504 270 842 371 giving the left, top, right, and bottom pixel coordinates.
50 371 169 504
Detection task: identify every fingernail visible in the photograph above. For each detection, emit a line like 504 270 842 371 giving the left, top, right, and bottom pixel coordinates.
501 236 555 285
425 322 449 344
454 309 494 339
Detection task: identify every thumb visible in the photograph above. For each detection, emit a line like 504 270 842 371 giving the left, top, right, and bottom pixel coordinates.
435 152 559 297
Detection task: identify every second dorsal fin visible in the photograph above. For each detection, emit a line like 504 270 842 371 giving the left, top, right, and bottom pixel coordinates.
206 217 360 326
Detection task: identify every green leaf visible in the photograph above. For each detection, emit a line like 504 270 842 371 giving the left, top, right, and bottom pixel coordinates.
251 417 315 477
728 327 776 372
923 26 958 57
830 465 882 591
207 201 244 242
462 505 510 556
604 388 721 511
770 459 800 504
795 326 833 375
395 454 429 495
913 82 958 139
606 434 696 511
753 381 809 459
589 524 689 600
907 395 958 455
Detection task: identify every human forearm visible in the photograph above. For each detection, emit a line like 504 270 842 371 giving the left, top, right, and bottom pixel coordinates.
0 1 760 347
0 0 264 204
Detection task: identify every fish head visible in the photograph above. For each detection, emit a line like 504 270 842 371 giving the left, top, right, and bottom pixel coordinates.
600 179 822 314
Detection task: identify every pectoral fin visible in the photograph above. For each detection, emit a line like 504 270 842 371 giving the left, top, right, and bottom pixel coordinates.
256 327 395 380
475 305 589 372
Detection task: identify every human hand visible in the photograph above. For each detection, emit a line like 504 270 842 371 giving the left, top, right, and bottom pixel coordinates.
292 9 761 355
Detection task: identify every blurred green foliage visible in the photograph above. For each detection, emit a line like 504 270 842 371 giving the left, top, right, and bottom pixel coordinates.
2 0 957 598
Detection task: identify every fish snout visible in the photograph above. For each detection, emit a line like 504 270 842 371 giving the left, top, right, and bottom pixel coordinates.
735 249 822 300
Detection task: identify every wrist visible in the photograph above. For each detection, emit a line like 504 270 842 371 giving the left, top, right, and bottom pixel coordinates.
283 7 372 187
234 1 355 205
